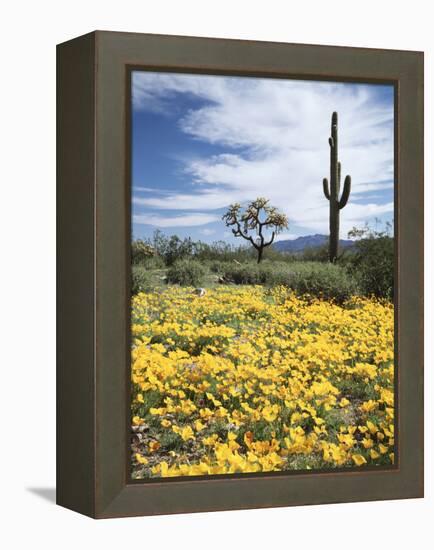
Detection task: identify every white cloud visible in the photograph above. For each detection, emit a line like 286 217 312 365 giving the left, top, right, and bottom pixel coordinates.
350 180 393 194
199 228 217 236
133 186 168 193
133 213 219 228
132 72 394 236
133 190 230 211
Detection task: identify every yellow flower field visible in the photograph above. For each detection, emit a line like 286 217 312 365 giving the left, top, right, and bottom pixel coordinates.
131 286 394 478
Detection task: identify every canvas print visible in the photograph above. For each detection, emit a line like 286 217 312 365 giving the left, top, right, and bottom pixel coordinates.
130 71 395 479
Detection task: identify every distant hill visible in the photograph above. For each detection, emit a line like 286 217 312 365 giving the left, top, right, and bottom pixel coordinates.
273 234 354 253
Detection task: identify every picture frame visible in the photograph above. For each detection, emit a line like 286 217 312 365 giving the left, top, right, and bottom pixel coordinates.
57 30 423 518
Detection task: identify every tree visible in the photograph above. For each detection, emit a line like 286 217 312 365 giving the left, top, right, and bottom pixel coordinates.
222 197 288 263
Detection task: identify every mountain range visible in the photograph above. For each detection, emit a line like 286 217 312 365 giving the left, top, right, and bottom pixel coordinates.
273 234 354 253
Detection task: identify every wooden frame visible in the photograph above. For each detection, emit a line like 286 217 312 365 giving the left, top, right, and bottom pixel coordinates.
57 30 423 518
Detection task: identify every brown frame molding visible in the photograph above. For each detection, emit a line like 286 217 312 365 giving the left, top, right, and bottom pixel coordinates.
57 31 423 518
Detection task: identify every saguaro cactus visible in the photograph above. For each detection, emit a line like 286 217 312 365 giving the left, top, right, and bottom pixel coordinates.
322 111 351 263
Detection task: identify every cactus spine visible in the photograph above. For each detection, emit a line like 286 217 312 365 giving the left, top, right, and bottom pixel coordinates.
322 112 351 263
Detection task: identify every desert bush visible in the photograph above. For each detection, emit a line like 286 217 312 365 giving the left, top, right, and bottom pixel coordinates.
195 241 256 263
300 244 330 262
288 263 359 304
208 260 232 274
223 264 265 285
131 239 156 265
131 266 153 295
166 260 206 287
142 255 166 270
346 236 394 300
221 261 358 303
132 239 166 269
344 224 394 300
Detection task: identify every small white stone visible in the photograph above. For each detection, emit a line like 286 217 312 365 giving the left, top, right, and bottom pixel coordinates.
195 288 206 297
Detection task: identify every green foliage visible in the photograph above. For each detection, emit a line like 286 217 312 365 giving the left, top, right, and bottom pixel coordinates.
221 263 266 285
137 230 256 266
345 224 394 299
208 260 229 274
138 230 196 266
334 377 378 402
131 239 156 264
131 221 393 301
143 233 195 266
132 238 166 269
300 244 330 262
164 235 196 266
159 431 183 452
144 255 166 269
131 266 153 295
287 263 359 304
220 261 359 303
132 389 161 417
197 242 255 263
166 260 207 287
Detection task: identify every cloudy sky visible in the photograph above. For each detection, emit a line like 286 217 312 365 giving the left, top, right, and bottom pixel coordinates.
131 71 394 243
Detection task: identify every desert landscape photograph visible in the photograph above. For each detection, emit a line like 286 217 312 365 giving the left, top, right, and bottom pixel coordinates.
129 71 395 479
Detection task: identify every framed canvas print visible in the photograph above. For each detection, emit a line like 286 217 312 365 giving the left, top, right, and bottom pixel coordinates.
57 31 423 518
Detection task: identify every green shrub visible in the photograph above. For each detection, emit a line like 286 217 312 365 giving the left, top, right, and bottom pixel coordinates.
300 244 330 262
166 260 206 287
221 261 358 303
131 239 156 265
219 261 290 285
131 266 153 295
346 236 394 299
131 239 166 269
141 255 166 270
223 264 264 285
208 260 232 274
288 263 359 304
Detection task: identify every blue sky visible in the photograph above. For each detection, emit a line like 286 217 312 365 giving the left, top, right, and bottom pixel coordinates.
131 71 394 243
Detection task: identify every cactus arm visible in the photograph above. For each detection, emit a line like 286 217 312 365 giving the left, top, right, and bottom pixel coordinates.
339 175 351 209
323 178 330 200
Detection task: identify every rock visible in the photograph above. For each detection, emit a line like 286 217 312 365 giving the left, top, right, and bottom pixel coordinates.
195 288 206 297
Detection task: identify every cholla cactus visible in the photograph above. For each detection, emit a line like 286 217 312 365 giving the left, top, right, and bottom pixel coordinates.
222 197 288 263
322 112 352 262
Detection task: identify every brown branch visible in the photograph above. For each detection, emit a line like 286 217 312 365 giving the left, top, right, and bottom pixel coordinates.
231 220 259 249
264 231 276 247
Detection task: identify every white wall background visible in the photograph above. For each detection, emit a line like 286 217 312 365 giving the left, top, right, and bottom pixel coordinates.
1 1 432 548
